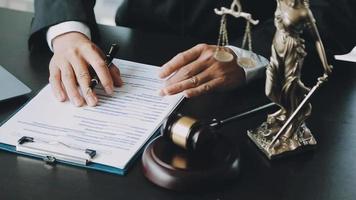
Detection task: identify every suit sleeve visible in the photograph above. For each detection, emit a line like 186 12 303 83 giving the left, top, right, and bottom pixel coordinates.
29 0 97 49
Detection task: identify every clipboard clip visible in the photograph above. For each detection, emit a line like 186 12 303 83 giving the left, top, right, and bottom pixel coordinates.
17 136 97 165
18 136 34 144
43 155 56 164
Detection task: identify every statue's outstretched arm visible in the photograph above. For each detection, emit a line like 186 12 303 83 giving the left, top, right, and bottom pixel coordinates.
306 9 333 74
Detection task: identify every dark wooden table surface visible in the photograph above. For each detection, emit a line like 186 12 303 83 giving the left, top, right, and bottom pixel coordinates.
0 8 356 200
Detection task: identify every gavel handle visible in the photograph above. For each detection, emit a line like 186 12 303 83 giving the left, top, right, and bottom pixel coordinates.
211 102 276 128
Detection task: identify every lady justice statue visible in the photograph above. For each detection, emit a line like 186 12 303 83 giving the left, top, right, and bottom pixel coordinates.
248 0 333 159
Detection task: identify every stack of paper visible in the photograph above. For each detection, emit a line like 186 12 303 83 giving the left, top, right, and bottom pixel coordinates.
334 47 356 63
0 59 184 175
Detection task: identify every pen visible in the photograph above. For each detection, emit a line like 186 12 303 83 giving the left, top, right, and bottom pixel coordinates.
89 43 120 89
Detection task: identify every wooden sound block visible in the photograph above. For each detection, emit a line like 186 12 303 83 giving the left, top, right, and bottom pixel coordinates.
142 136 241 191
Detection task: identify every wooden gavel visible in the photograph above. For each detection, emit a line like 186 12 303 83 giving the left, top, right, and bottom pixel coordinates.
161 103 275 151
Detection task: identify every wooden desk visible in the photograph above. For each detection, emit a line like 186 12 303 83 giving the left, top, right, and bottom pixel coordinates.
0 8 355 200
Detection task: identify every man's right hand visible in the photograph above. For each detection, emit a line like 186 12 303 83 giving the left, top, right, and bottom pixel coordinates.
49 32 122 107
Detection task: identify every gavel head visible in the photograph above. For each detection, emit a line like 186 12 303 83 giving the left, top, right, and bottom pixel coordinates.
161 113 219 152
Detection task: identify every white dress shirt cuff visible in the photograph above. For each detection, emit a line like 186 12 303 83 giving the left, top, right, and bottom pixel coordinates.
226 45 269 83
46 21 91 51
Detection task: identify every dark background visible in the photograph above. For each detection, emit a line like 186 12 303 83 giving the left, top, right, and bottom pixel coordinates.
0 8 356 200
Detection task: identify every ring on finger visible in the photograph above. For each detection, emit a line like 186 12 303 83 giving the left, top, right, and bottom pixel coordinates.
204 84 211 92
78 72 90 80
190 76 199 86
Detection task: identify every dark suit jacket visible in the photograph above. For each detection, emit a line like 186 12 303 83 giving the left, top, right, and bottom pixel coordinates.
30 0 355 57
29 0 274 45
114 0 275 43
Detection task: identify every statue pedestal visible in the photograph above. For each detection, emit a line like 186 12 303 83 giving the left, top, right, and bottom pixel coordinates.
141 136 240 191
248 122 317 159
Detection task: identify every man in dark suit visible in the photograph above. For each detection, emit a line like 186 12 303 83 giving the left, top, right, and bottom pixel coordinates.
29 0 354 107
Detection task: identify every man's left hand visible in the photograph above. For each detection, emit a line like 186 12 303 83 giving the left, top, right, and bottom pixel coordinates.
159 44 246 98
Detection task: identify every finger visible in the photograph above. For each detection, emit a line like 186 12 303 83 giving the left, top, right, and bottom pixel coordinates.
82 87 98 107
81 44 114 95
183 78 225 98
165 59 208 86
49 59 67 102
60 61 84 107
69 54 98 107
160 68 212 96
109 63 123 87
159 44 206 78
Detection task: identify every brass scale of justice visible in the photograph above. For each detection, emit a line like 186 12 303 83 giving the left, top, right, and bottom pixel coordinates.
142 0 331 191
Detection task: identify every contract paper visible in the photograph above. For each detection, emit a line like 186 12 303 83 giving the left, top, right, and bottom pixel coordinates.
0 59 184 169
